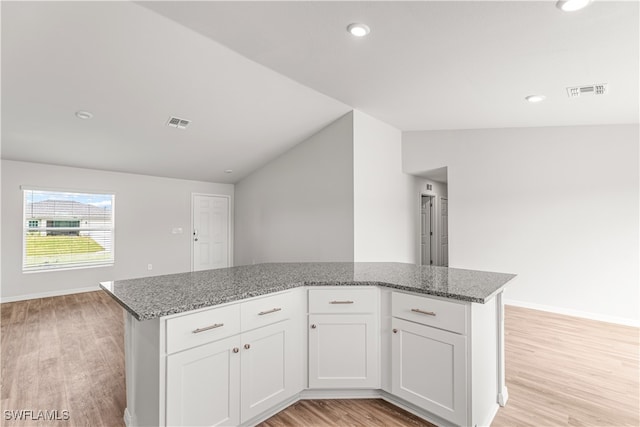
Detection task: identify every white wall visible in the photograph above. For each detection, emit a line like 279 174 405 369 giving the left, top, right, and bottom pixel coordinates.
1 160 234 301
234 112 355 265
403 125 639 325
353 111 416 263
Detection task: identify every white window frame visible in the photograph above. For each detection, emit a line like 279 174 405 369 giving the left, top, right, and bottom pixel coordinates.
22 187 115 272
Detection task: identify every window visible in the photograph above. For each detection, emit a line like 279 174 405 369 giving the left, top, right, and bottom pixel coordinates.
23 189 115 271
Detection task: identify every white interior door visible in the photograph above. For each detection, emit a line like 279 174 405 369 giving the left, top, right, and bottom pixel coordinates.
440 197 448 267
192 194 229 271
421 196 432 265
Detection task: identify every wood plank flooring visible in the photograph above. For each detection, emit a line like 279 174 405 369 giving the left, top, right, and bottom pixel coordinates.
492 305 639 427
1 291 125 427
1 292 638 426
258 399 434 427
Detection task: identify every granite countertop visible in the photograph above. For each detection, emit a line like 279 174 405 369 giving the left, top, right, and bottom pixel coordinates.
100 262 516 321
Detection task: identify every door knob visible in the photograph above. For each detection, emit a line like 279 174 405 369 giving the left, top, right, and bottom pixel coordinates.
393 329 398 334
244 344 251 350
310 324 317 329
232 347 239 353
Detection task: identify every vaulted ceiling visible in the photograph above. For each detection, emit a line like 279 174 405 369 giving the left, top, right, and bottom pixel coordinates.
2 1 638 183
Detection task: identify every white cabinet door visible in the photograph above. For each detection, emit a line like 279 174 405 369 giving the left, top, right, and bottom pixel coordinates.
166 335 240 427
308 314 379 388
392 318 467 426
240 320 300 422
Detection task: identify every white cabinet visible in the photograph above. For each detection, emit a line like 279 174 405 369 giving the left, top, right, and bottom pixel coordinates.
240 320 299 422
166 335 241 426
125 286 504 427
308 288 379 389
391 317 467 426
166 320 299 426
164 290 303 426
308 314 378 388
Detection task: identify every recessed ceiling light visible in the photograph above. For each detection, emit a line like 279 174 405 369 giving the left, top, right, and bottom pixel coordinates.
525 95 546 103
556 0 591 12
75 111 93 120
224 169 233 174
347 23 370 37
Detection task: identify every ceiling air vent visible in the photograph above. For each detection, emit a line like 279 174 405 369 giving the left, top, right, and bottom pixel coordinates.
167 116 191 129
566 83 608 98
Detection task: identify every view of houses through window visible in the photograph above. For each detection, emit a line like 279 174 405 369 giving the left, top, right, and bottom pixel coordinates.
23 189 115 271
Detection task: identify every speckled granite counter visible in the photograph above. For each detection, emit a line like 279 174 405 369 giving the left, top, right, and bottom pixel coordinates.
100 262 515 321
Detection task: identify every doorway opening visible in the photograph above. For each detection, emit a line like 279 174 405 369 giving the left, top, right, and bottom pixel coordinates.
418 167 448 267
421 195 435 265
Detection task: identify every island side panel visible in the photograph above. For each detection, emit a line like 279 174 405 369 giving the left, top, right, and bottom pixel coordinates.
124 312 161 427
469 293 501 426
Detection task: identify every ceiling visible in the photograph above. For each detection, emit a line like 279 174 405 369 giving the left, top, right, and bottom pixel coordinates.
2 1 638 183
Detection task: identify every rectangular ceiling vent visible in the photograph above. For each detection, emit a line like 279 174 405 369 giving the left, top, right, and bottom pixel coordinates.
167 116 191 129
566 83 608 98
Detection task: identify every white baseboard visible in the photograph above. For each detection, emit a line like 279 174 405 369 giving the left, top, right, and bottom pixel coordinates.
299 388 380 399
0 285 101 303
123 407 133 427
505 299 640 327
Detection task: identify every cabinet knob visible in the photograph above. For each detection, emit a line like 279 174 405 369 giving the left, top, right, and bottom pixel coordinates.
393 329 398 334
232 347 239 353
244 344 251 350
311 324 317 329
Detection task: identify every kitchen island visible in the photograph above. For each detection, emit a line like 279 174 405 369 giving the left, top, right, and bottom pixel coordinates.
101 262 516 427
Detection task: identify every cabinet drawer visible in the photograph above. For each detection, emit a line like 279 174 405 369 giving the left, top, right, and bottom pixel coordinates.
166 304 241 354
309 288 377 314
392 292 467 335
241 291 293 331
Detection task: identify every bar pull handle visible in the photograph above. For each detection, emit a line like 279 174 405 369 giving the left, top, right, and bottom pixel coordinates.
329 300 354 304
411 308 436 316
192 323 224 334
258 307 282 316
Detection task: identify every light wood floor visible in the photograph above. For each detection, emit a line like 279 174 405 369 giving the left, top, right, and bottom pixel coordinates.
258 399 434 427
1 291 125 427
1 292 638 426
492 305 639 427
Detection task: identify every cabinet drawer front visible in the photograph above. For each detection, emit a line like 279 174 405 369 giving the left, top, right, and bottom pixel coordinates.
308 288 377 314
392 292 467 335
241 291 293 331
166 304 241 354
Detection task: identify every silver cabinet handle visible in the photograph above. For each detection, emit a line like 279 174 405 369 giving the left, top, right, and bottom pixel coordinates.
393 328 398 333
411 308 436 316
310 324 317 329
232 347 239 353
192 323 224 333
330 300 354 304
258 307 282 316
244 344 251 350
